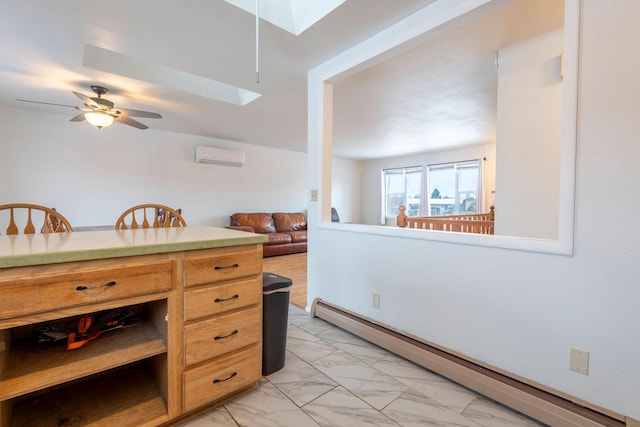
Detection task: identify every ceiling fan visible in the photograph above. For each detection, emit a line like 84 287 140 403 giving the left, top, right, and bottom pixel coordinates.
16 85 162 130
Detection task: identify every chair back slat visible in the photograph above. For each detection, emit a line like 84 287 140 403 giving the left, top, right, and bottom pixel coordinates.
152 210 160 228
142 210 150 228
24 208 36 234
6 208 18 235
130 211 139 229
162 209 172 227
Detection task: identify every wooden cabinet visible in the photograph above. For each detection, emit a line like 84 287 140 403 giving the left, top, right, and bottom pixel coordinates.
0 230 265 427
181 246 263 414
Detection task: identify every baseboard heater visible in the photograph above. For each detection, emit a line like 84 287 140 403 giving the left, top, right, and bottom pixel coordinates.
310 298 625 427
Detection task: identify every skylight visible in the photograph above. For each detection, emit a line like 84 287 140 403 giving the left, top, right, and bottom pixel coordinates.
224 0 346 36
83 45 261 106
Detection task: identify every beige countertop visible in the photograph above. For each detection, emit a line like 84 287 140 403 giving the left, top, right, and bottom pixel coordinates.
0 227 268 268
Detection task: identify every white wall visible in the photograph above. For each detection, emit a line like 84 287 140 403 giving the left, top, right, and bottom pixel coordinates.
308 0 640 420
0 105 308 227
495 29 563 239
358 143 495 225
331 156 362 223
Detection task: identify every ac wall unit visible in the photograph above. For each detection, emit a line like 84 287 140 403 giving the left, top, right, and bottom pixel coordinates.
195 146 245 166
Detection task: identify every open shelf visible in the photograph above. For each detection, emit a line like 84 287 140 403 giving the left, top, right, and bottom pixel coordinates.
0 305 167 401
9 360 168 427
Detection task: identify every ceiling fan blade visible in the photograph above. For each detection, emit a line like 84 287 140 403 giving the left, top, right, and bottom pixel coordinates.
73 91 102 110
115 115 148 130
15 99 76 108
116 108 162 119
91 97 114 109
70 113 86 122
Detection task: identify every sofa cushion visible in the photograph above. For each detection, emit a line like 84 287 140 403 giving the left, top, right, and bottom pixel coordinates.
264 244 293 257
266 232 292 245
230 213 276 234
273 212 306 232
287 230 307 244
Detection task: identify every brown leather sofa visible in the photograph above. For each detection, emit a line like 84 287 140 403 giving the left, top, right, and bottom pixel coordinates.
227 212 307 257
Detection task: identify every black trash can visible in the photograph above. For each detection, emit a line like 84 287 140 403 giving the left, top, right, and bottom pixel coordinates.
262 272 292 376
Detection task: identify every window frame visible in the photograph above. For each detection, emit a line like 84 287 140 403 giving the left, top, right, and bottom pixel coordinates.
381 166 423 224
427 159 482 216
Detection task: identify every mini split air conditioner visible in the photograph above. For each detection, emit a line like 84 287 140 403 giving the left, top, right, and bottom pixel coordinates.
195 146 245 166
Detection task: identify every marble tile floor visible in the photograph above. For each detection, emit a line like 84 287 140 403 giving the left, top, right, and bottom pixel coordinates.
181 305 547 427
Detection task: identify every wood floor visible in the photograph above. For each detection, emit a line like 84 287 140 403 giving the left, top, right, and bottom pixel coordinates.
262 252 307 309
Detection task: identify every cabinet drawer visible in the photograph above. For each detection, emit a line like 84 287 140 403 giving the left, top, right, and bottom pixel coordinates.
183 248 261 287
184 305 261 366
184 278 261 321
0 260 172 319
183 345 261 413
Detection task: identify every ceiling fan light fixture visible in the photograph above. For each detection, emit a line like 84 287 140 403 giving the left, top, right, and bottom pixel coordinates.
85 112 114 129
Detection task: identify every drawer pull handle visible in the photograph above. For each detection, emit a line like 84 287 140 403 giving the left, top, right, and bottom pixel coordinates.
213 372 237 383
214 294 239 303
214 263 239 271
76 281 117 291
214 330 238 340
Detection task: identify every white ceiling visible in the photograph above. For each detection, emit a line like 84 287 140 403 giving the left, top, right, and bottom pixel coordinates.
332 0 564 159
0 0 562 159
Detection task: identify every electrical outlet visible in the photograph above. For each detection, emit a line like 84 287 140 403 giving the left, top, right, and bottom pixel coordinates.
372 293 380 309
310 189 318 202
569 347 589 375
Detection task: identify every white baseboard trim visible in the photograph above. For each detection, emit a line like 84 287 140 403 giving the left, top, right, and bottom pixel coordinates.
311 298 625 427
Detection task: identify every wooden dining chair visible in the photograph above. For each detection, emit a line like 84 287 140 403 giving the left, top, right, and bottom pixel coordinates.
114 204 187 230
0 203 73 235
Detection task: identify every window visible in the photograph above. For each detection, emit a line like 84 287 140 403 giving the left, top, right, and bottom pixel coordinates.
382 166 422 222
382 160 482 222
427 160 481 216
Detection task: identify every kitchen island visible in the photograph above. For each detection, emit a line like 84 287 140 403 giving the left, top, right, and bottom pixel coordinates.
0 227 267 426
